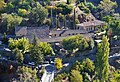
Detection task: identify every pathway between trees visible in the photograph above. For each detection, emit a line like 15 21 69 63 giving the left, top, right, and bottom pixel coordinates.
41 64 56 82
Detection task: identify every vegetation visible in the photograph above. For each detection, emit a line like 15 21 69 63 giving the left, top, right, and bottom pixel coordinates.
70 70 83 82
1 0 120 82
56 3 73 15
54 72 69 82
98 0 117 17
62 34 94 55
95 36 110 82
8 37 29 53
14 66 39 82
0 13 23 34
28 2 48 26
8 36 54 65
14 48 24 63
55 58 63 70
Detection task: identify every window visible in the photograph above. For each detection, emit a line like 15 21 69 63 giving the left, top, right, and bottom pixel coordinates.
53 34 56 37
59 34 61 36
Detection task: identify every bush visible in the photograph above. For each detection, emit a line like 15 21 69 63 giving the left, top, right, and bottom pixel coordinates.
70 70 83 82
54 72 69 82
18 9 27 17
56 3 73 15
55 58 63 70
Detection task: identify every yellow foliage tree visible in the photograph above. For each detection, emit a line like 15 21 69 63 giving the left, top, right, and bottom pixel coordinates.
55 58 63 70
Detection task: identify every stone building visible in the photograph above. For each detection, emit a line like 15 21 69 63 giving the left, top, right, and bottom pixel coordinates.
76 20 104 32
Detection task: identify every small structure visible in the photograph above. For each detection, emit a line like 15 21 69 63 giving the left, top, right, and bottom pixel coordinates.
76 20 104 32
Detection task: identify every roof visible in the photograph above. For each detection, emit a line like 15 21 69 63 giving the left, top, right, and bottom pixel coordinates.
70 6 84 16
76 20 104 27
15 26 50 42
50 29 86 37
15 26 93 43
40 33 94 43
15 26 27 36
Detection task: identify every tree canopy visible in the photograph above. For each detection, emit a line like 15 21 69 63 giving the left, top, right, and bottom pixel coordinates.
62 35 90 54
0 13 22 34
55 58 63 70
96 35 110 82
28 2 48 26
70 70 83 82
98 0 117 16
8 37 29 52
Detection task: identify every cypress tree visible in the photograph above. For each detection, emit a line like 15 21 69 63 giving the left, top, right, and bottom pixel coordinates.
95 35 110 82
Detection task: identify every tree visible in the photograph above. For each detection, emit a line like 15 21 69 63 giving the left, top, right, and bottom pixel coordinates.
43 18 51 26
67 0 73 4
55 58 63 70
70 70 83 82
82 58 95 73
56 3 73 15
30 36 44 65
57 17 60 28
14 48 24 63
2 32 8 44
102 15 120 36
98 0 117 16
14 66 39 82
29 44 44 65
44 0 51 5
109 19 120 36
58 13 65 22
95 35 110 82
0 0 6 14
8 37 29 53
0 13 22 34
62 35 89 54
28 2 48 26
54 72 69 82
18 8 27 17
86 37 94 49
39 42 55 56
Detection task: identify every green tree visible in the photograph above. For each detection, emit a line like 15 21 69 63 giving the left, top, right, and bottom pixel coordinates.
39 42 54 56
1 13 22 34
56 3 73 15
62 35 89 55
30 44 44 65
8 37 29 53
54 72 69 82
114 70 120 82
86 37 94 49
110 19 120 36
95 35 110 82
58 13 65 22
67 0 73 4
44 0 51 5
30 36 44 65
0 0 6 14
82 58 95 73
102 15 120 36
14 48 24 63
15 66 39 82
70 70 83 82
55 58 63 70
57 17 60 28
98 0 117 16
18 8 27 17
28 2 48 26
43 18 51 26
